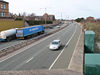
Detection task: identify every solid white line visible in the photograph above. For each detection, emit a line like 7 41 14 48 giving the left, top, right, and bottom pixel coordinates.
26 57 34 63
68 26 82 69
49 25 77 70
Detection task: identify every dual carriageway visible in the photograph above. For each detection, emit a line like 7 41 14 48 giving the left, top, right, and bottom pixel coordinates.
0 22 82 74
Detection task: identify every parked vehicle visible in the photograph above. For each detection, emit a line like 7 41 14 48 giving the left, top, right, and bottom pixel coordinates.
16 25 45 39
49 39 62 50
0 28 17 42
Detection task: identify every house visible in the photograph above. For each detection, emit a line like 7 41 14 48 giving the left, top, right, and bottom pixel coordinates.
42 13 55 21
86 16 95 22
0 0 9 17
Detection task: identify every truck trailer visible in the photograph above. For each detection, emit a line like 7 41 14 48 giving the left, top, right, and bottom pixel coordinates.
0 28 17 42
16 25 44 39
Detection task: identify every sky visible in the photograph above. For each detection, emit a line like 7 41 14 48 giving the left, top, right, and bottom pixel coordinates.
7 0 100 19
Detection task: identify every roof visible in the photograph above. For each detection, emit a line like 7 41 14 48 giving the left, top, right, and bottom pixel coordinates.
49 14 54 16
0 0 9 4
43 13 48 16
53 39 60 42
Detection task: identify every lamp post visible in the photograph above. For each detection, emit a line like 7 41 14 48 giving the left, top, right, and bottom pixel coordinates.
40 8 47 25
44 8 47 25
60 12 62 24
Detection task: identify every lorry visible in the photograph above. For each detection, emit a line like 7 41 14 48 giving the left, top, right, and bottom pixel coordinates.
16 25 45 39
0 28 17 42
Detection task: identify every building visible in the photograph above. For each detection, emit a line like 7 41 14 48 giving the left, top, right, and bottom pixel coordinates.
0 0 9 17
23 13 55 22
34 16 42 21
42 13 55 21
26 16 42 21
86 16 95 21
48 15 55 21
42 13 50 21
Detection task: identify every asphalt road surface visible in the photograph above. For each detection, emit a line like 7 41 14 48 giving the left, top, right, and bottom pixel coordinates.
0 24 67 51
0 22 81 71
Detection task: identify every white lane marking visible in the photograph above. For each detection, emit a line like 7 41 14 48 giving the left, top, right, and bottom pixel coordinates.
49 24 77 70
68 25 82 70
0 24 70 63
9 45 49 70
26 57 34 63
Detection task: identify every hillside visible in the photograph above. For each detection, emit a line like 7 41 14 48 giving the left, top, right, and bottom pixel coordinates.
0 20 24 32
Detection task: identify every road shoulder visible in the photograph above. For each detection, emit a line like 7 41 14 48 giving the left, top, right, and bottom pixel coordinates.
68 25 84 73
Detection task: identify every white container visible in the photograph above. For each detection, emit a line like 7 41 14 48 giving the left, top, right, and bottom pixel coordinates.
0 28 17 39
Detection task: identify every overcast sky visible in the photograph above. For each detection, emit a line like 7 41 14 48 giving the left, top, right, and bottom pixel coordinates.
7 0 100 19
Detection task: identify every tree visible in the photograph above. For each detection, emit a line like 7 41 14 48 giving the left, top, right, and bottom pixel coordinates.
18 13 21 16
22 12 26 17
28 13 35 17
75 17 85 22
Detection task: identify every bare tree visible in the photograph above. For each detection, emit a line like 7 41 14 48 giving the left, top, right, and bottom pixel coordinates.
21 12 27 20
22 12 26 17
28 13 35 17
18 13 21 16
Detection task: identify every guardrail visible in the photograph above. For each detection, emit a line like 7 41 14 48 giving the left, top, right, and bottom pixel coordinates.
0 24 69 58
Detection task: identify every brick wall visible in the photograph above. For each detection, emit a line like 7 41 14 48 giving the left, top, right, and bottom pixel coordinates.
0 1 9 17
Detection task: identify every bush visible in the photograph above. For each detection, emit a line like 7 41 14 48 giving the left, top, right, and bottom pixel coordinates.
75 18 84 22
26 20 53 26
15 18 23 21
84 22 100 41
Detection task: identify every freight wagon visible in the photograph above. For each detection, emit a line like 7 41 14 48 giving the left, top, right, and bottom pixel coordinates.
16 25 45 39
0 28 17 42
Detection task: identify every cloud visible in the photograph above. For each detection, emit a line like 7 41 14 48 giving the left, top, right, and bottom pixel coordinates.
7 0 100 19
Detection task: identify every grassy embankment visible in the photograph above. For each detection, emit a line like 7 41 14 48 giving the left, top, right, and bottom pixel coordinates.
83 22 100 42
0 20 24 32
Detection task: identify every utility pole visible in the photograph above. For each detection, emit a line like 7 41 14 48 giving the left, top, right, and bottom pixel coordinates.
44 8 47 24
40 8 47 25
61 13 62 21
60 13 62 23
45 8 47 13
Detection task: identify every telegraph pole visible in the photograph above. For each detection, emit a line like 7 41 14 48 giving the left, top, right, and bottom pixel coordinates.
61 13 62 21
45 8 47 24
60 12 62 24
40 8 47 25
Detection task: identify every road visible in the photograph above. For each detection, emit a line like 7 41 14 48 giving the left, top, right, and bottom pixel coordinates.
0 22 81 71
0 23 67 51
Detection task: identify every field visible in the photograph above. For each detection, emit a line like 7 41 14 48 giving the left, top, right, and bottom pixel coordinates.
0 20 24 32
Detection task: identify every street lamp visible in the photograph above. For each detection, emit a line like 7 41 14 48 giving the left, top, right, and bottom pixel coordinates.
40 8 47 25
61 12 62 21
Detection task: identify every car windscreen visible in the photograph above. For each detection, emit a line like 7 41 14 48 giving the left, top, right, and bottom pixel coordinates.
52 42 59 44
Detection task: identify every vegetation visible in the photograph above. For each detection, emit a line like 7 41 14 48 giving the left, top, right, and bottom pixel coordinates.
15 18 23 21
75 18 84 22
0 20 24 32
83 21 100 41
26 20 53 26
